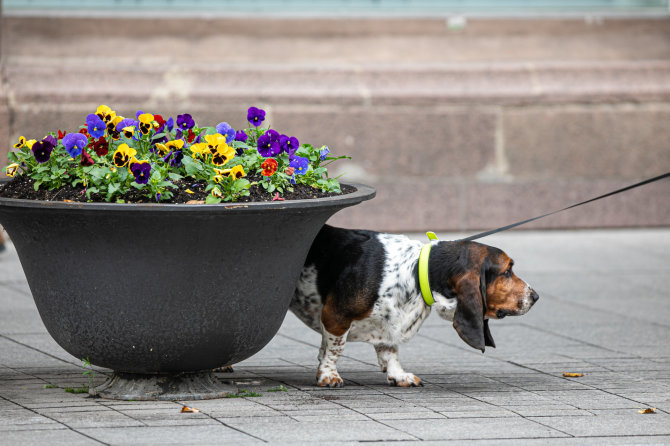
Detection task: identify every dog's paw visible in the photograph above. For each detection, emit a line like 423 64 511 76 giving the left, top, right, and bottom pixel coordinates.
317 370 344 388
387 373 423 387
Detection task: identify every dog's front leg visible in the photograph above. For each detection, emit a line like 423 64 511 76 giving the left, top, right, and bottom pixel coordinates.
374 344 423 387
316 322 348 388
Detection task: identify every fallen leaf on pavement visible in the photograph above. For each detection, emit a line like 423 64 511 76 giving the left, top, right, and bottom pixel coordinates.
638 408 657 414
181 406 200 413
562 372 584 377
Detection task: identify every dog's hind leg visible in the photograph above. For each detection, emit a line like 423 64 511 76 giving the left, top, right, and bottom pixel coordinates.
374 344 423 387
316 323 348 388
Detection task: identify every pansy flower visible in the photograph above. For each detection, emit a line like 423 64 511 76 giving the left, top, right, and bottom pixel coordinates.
257 130 281 157
234 130 248 143
247 107 266 127
96 105 115 123
217 165 246 180
166 117 174 132
279 135 299 155
130 160 151 185
261 158 278 177
44 135 57 147
113 143 137 167
189 142 209 159
5 163 19 177
62 133 88 158
215 122 236 144
164 149 184 167
204 134 225 151
138 113 154 136
25 139 37 149
116 118 136 133
78 128 90 138
153 114 166 132
320 146 330 161
211 186 223 198
57 130 67 139
107 116 123 140
86 113 107 139
13 136 26 149
31 140 53 164
80 149 95 166
211 143 235 166
176 113 195 131
122 126 136 139
92 137 109 156
289 155 309 175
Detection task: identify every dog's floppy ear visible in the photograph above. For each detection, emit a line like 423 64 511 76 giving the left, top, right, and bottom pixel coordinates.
452 265 495 352
452 272 487 352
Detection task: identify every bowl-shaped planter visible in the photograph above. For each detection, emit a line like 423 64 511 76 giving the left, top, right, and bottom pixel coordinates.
0 183 374 400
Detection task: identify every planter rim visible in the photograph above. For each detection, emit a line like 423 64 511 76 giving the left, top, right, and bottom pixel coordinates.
0 181 375 212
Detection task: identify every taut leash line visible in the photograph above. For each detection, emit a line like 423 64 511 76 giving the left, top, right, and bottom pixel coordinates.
459 172 670 242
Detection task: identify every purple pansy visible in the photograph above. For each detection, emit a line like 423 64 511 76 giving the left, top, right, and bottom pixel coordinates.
86 113 106 139
163 150 184 168
166 117 174 132
279 135 299 156
116 118 137 132
234 130 248 143
130 162 151 185
257 129 281 157
215 122 236 144
247 107 266 127
135 110 145 119
176 114 195 131
31 140 54 163
44 135 57 147
289 155 309 176
62 133 88 158
320 146 330 161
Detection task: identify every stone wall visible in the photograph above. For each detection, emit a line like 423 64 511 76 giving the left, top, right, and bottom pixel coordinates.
1 16 669 231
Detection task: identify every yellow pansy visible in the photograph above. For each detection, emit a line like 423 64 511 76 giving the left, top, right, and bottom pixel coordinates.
218 165 246 180
210 143 235 166
122 126 136 139
113 143 137 168
26 139 37 149
5 163 19 177
204 134 225 151
165 139 184 151
138 113 154 135
13 136 26 149
154 143 169 156
96 105 115 122
189 142 209 159
107 116 124 139
211 186 223 198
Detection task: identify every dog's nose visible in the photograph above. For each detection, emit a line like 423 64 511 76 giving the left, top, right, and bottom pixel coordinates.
530 289 539 303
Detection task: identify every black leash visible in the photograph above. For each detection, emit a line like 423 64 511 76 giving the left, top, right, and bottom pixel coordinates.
459 171 670 242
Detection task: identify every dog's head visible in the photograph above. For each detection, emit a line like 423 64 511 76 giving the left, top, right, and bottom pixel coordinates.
428 240 538 352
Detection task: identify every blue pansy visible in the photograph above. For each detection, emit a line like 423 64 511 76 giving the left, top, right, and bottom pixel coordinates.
86 114 106 139
289 155 309 176
216 122 236 144
62 133 88 158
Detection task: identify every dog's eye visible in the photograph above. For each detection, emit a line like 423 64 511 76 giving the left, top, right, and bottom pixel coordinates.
502 269 512 278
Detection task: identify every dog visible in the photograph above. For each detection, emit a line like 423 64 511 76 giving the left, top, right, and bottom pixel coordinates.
290 225 539 388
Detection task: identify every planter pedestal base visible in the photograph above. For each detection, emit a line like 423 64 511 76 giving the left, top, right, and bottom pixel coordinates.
92 371 237 401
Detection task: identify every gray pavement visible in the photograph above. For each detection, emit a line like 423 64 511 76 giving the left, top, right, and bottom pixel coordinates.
1 228 669 445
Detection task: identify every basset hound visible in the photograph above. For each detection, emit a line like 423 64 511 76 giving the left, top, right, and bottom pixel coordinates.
290 225 539 388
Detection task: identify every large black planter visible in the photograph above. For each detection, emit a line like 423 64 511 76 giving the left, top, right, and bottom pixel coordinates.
0 183 374 399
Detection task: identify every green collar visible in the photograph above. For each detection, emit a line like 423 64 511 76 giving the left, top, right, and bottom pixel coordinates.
418 231 438 306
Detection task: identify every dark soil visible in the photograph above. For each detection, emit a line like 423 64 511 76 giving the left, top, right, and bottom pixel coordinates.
0 175 355 204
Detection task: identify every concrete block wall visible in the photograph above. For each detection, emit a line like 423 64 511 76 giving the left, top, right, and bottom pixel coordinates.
1 16 669 232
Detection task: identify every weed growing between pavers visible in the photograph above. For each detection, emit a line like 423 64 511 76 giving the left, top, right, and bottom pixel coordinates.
226 389 263 398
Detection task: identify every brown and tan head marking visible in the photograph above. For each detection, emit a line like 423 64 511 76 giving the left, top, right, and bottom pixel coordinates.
430 241 538 352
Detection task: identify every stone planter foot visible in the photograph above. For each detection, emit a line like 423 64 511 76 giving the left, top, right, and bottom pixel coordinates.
92 371 237 401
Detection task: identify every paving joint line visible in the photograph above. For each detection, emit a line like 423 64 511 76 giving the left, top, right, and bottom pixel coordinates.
0 393 110 445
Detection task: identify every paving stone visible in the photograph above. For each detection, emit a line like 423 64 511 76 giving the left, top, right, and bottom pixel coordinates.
0 429 97 446
78 425 263 445
529 413 670 437
389 417 568 440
